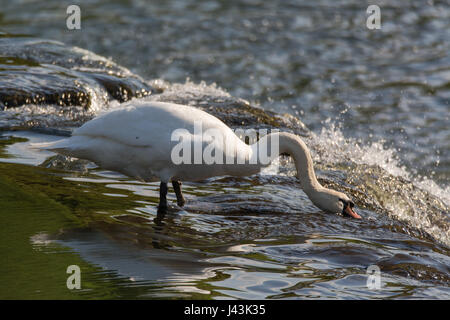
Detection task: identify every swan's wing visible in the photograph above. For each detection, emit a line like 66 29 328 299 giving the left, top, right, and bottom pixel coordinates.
73 101 231 149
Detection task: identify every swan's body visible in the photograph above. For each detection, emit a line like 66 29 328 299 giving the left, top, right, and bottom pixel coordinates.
47 101 260 182
40 101 361 218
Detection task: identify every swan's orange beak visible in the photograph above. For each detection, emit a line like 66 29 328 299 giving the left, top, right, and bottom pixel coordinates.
344 206 361 219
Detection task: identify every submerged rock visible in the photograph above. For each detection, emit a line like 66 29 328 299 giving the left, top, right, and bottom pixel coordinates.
0 37 159 109
149 80 309 136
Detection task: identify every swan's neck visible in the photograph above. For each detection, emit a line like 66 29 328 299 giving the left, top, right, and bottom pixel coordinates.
251 132 324 191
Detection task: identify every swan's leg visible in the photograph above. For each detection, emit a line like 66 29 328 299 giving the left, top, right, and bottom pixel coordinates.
158 181 168 213
172 180 185 207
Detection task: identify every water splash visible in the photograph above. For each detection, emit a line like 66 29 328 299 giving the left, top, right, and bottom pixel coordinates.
146 78 233 104
307 119 449 246
310 119 449 206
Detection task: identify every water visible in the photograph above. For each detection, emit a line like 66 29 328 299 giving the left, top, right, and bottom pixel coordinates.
0 0 449 299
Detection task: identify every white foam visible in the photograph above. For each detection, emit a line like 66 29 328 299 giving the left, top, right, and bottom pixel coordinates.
309 120 449 206
147 79 233 103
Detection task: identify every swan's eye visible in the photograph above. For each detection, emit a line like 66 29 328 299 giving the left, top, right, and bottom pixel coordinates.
338 198 348 208
349 201 355 208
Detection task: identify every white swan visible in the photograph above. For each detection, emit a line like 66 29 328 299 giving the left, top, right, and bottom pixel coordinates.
39 101 361 219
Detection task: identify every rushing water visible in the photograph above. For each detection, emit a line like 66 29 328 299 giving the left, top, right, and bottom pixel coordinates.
0 0 449 299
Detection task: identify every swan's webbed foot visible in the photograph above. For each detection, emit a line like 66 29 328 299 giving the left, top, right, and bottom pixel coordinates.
172 180 185 207
157 181 168 213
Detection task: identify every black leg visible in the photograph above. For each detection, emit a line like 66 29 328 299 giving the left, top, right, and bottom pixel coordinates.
172 180 185 207
154 209 166 226
158 181 168 213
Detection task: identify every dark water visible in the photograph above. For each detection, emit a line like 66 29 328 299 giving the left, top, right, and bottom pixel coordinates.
0 0 449 299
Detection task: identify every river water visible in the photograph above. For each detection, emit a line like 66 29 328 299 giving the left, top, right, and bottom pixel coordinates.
0 0 449 299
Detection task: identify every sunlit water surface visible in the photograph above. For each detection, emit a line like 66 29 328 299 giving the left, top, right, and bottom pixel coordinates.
0 0 449 299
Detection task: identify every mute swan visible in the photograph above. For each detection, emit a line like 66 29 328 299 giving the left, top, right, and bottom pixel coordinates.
39 101 361 219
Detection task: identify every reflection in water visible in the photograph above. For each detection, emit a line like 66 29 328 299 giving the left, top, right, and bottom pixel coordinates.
32 227 215 296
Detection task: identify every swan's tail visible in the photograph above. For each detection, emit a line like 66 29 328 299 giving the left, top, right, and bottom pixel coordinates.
31 136 108 161
30 138 80 157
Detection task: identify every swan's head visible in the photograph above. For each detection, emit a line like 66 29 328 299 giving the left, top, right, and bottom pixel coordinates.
312 189 362 219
